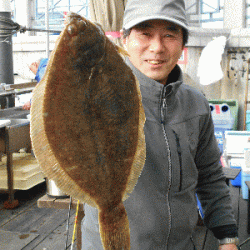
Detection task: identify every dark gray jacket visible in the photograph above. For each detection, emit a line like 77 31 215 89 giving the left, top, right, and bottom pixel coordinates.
81 60 237 250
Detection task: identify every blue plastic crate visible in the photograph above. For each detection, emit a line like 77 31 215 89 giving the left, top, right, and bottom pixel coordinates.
241 171 250 199
210 103 234 153
214 127 230 153
209 100 238 130
230 166 242 187
246 110 250 131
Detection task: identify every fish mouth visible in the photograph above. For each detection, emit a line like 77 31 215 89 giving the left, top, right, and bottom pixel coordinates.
65 12 88 36
64 11 106 69
146 60 166 65
65 12 82 24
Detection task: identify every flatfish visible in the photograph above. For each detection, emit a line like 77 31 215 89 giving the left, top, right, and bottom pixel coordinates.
30 12 145 250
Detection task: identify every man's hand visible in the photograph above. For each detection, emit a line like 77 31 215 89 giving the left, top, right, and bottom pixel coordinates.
219 244 238 250
22 101 31 110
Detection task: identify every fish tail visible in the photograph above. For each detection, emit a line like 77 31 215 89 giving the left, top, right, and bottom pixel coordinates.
99 202 130 250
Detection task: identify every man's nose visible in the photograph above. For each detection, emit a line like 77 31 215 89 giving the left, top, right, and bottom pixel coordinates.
149 36 165 53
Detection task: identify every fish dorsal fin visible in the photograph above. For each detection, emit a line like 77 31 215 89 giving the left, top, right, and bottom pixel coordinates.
122 78 145 201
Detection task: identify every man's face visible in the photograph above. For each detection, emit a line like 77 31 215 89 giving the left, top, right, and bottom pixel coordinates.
29 62 39 75
122 20 184 85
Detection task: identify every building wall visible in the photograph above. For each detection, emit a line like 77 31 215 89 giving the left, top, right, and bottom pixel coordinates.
179 27 250 130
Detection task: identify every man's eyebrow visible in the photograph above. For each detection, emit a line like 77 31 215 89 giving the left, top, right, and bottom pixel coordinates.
134 22 152 29
165 25 182 32
134 22 181 32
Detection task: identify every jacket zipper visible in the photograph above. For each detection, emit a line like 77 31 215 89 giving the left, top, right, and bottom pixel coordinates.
161 87 172 249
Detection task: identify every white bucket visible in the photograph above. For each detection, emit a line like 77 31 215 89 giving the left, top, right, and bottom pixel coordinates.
46 179 69 198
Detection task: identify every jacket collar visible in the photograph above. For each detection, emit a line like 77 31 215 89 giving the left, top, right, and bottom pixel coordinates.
125 57 183 98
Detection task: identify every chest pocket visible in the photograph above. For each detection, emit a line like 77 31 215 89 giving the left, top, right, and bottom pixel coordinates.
172 117 200 158
169 117 200 191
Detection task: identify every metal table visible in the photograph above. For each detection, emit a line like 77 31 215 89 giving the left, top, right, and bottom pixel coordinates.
0 118 31 208
0 84 35 109
0 107 32 208
223 167 241 185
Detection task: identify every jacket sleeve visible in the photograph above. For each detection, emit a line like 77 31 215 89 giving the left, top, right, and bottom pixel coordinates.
35 59 48 83
195 104 238 238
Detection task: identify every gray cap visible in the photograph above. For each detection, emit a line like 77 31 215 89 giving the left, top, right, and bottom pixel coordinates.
123 0 188 31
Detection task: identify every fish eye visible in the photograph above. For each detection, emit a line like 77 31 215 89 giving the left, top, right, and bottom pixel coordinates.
67 24 78 36
78 20 87 29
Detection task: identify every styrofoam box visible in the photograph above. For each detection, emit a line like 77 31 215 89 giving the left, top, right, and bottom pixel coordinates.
0 171 45 190
225 131 250 155
0 153 45 190
241 168 250 199
230 157 245 168
245 149 250 168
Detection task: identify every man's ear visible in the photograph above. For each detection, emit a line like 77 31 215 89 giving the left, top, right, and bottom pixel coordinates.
120 29 124 38
120 29 127 49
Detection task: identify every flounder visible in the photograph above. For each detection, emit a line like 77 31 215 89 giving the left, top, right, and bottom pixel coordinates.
30 12 146 250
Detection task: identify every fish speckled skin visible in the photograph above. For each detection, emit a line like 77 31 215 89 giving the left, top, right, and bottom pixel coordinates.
30 12 145 250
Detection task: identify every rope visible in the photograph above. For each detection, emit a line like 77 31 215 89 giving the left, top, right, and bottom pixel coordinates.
70 200 80 250
238 237 250 249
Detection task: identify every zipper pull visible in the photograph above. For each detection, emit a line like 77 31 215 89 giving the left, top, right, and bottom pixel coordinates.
162 86 168 106
162 98 167 108
161 98 167 124
161 87 167 124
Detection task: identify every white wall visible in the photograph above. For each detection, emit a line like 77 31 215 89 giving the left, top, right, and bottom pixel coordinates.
224 0 246 29
12 35 58 81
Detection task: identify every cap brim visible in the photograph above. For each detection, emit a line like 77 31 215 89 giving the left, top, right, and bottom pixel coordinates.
123 15 188 31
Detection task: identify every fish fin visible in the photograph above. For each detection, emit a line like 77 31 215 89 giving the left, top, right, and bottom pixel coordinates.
123 78 146 200
117 46 130 57
104 34 129 57
99 203 130 250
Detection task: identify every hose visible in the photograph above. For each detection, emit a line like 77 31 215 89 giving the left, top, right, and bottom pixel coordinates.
0 16 61 38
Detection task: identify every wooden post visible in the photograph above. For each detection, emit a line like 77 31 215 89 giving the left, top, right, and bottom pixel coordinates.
6 152 13 202
37 195 85 249
4 151 19 209
77 210 85 250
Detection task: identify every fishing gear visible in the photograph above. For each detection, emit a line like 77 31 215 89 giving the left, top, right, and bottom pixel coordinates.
0 15 61 38
237 236 250 249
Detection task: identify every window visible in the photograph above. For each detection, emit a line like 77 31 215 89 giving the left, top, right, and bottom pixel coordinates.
10 0 16 21
34 0 89 32
185 0 224 28
10 0 89 34
247 0 250 27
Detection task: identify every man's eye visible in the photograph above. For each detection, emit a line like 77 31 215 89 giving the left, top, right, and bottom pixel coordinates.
142 32 151 36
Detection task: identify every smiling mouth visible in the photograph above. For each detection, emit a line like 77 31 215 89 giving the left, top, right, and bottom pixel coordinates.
146 60 166 65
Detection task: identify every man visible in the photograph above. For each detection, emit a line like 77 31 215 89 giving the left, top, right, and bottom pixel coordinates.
29 58 48 83
81 0 238 249
22 58 48 110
